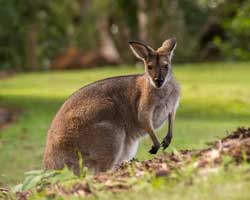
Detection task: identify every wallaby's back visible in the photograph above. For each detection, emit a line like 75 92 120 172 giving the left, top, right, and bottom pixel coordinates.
43 74 146 173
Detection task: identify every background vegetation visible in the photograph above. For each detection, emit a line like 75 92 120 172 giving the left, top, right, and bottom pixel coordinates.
0 0 250 71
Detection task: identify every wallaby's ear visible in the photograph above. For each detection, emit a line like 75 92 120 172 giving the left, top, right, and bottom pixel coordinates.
157 37 177 60
129 41 154 61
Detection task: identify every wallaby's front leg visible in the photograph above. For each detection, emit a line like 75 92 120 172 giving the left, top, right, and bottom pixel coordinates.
147 128 161 154
143 118 161 154
138 103 160 154
161 112 175 150
139 115 160 154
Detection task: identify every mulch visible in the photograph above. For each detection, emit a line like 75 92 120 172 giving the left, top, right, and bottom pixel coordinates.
7 127 250 199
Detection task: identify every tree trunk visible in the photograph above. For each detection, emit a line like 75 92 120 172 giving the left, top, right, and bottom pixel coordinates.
98 15 120 64
27 24 38 70
137 0 148 42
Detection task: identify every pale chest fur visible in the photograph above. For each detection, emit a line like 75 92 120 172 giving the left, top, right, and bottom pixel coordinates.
153 102 170 129
151 86 180 129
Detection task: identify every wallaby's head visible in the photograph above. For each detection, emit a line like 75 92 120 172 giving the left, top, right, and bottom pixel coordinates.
129 37 177 89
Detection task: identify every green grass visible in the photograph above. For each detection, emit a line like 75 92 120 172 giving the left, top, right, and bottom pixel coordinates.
0 62 250 187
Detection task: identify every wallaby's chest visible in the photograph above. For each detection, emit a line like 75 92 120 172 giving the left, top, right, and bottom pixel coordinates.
152 97 172 129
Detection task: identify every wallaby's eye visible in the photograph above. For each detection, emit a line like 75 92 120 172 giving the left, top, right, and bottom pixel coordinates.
148 65 153 70
164 64 169 69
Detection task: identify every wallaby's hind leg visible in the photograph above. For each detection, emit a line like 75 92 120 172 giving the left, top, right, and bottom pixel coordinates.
77 122 126 173
44 122 126 174
43 142 80 174
118 139 139 163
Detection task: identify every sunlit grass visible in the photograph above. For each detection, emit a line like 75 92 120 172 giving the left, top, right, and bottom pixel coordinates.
0 62 250 185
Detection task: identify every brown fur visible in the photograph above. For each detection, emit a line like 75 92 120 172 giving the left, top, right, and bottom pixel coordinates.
43 38 180 174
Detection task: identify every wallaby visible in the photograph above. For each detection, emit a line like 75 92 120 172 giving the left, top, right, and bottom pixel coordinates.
43 37 180 174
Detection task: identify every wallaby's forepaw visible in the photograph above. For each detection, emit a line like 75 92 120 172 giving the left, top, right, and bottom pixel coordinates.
149 145 160 154
161 137 171 150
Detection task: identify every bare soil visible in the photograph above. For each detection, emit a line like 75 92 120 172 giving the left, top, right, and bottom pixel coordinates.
0 106 20 130
0 71 15 80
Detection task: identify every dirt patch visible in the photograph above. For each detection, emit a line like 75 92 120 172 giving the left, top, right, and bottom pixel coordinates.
0 71 15 80
13 127 250 199
0 106 21 130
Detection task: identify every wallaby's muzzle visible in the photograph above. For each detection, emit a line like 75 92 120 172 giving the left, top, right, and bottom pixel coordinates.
154 77 164 88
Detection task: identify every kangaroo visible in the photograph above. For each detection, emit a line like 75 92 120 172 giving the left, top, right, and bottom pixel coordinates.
43 37 180 174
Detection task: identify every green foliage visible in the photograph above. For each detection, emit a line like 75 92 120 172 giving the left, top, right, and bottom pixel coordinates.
36 0 74 67
1 0 250 70
14 170 59 192
0 0 26 69
0 0 74 70
13 168 79 192
214 0 250 60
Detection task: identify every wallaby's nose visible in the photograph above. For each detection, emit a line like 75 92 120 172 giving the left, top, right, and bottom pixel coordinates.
154 78 164 87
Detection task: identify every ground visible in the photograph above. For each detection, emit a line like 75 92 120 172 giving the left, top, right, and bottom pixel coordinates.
0 62 250 199
11 127 250 199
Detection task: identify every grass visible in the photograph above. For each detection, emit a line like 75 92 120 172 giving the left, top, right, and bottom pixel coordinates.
0 62 250 189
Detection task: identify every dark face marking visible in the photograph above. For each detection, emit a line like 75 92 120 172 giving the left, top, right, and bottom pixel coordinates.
146 53 170 88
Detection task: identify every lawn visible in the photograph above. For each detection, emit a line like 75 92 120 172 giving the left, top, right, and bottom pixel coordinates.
0 62 250 188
